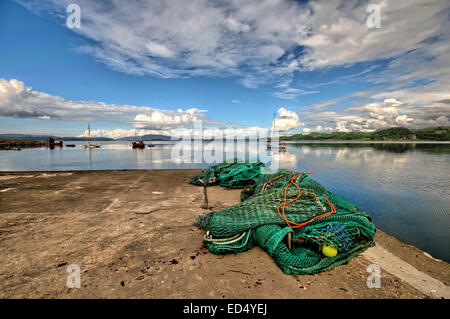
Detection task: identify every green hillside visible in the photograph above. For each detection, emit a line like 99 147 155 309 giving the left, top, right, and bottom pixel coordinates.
370 127 415 140
413 126 450 141
279 126 450 141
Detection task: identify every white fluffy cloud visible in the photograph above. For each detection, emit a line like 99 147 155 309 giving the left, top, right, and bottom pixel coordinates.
300 96 449 133
82 128 159 139
0 78 210 130
0 78 304 137
133 108 206 130
273 108 304 131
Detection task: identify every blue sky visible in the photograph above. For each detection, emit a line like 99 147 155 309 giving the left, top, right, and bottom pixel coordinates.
0 0 449 138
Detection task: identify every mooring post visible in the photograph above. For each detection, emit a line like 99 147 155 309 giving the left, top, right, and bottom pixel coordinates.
203 184 209 209
287 232 292 250
201 169 209 209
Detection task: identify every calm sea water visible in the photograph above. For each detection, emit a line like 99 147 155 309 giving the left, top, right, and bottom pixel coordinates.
1 141 449 262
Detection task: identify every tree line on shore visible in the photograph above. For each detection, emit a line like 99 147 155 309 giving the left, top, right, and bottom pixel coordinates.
0 139 44 150
279 126 450 141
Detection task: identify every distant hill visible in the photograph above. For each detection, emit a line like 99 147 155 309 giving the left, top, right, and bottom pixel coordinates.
412 126 450 141
279 131 370 141
0 133 168 141
0 134 57 141
279 126 450 141
116 134 172 141
370 127 416 140
62 136 114 141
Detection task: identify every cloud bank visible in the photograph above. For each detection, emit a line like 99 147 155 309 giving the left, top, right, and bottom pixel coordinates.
0 78 210 131
0 78 298 137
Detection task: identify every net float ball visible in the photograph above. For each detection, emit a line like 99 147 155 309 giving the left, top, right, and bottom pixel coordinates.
321 244 338 257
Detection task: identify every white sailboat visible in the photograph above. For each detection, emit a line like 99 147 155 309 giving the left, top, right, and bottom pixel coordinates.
82 124 100 149
267 111 286 152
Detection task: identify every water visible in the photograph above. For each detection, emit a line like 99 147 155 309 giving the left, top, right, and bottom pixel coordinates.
1 140 449 262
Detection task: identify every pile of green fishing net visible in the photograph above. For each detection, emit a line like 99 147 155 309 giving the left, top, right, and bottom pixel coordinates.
190 160 376 275
189 160 265 189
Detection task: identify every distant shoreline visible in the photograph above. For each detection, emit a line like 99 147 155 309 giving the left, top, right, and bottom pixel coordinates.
282 140 450 144
0 139 44 150
1 138 449 151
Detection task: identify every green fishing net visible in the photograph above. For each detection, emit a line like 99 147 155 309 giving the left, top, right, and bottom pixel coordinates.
192 162 376 275
189 159 265 188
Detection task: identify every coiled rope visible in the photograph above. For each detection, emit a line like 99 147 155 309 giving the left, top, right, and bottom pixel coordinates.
268 171 337 229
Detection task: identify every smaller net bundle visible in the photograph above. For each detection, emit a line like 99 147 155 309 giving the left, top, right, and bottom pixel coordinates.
188 159 264 188
191 161 376 275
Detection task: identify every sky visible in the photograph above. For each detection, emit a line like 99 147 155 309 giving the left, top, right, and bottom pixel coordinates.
0 0 449 138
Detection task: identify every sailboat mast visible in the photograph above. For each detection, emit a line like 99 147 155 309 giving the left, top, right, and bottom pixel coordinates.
88 124 91 145
272 111 276 134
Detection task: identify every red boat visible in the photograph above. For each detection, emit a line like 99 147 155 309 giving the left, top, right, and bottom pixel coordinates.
132 140 145 149
44 138 63 147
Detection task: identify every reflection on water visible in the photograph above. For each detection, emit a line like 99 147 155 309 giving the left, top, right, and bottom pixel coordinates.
286 143 450 263
0 141 449 262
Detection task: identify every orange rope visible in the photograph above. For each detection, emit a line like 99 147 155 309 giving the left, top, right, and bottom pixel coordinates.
266 173 286 185
276 171 336 229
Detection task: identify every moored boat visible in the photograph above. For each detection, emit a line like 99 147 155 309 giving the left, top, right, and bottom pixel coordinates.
44 138 63 148
82 124 100 149
132 140 145 149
